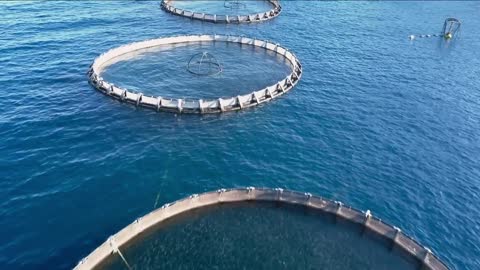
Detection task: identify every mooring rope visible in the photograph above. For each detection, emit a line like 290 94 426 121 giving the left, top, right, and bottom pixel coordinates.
153 157 170 209
108 237 133 270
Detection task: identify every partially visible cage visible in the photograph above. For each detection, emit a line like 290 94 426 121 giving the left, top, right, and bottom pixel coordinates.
442 18 461 39
160 0 282 24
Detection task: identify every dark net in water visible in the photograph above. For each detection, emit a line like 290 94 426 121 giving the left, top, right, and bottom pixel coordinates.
96 202 419 270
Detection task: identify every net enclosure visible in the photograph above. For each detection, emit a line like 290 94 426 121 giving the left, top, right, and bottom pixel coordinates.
87 34 302 114
224 0 247 9
442 18 461 39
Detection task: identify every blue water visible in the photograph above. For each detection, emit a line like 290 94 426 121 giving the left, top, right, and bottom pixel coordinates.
1 1 480 269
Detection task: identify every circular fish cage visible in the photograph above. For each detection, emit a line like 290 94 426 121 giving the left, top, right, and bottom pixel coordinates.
186 52 223 76
74 188 449 270
87 34 302 114
160 0 281 24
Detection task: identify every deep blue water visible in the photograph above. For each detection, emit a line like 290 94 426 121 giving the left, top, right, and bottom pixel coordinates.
1 1 480 269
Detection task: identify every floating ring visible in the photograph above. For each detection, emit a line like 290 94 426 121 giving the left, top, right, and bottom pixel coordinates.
160 0 282 24
87 34 302 114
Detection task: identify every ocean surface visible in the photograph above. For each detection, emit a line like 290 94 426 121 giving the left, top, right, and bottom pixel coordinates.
1 1 480 269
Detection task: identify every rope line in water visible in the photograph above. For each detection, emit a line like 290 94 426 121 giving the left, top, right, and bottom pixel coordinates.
108 237 133 270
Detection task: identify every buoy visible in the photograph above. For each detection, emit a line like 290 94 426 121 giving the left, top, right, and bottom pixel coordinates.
445 32 453 40
160 0 281 24
409 35 415 40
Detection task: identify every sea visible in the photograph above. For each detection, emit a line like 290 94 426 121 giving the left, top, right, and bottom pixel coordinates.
1 1 479 269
